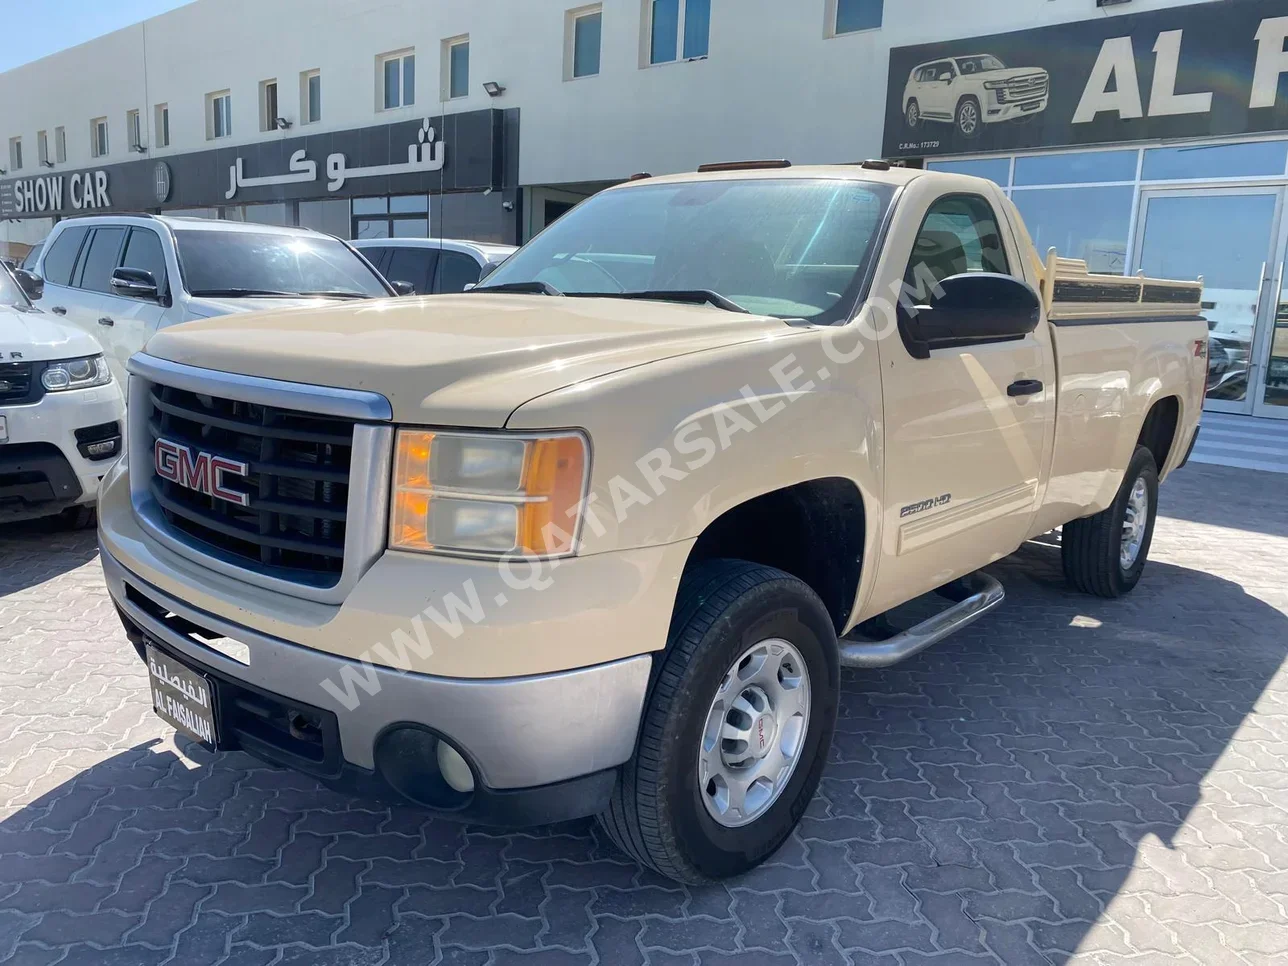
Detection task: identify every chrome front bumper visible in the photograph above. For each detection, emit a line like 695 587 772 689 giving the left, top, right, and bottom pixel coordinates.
102 547 651 791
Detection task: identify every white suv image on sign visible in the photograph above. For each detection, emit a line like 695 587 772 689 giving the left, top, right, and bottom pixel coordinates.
29 215 398 387
903 54 1050 138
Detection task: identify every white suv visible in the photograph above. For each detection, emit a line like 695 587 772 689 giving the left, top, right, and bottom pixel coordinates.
903 54 1049 138
1 262 125 527
352 238 516 295
30 216 399 387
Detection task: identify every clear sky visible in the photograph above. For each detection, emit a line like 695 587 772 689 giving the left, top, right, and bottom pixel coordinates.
0 0 193 72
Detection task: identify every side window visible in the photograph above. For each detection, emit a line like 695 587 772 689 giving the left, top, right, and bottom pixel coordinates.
361 247 391 274
385 247 437 294
434 251 482 293
40 227 89 286
120 228 167 289
74 227 127 292
904 194 1010 290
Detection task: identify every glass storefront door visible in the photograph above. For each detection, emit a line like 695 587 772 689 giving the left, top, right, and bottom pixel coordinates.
1134 187 1285 416
1256 226 1288 416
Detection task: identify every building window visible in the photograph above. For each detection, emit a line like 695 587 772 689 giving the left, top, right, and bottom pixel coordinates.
444 36 470 99
260 80 279 132
302 69 321 124
155 105 169 147
207 91 232 140
8 137 21 171
91 117 109 157
831 0 883 36
379 49 416 110
126 109 142 151
37 130 48 166
648 0 709 65
567 5 603 79
54 126 66 163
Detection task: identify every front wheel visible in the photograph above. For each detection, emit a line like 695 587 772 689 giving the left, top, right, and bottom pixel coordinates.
905 99 921 129
597 559 839 883
956 96 981 138
1062 445 1159 598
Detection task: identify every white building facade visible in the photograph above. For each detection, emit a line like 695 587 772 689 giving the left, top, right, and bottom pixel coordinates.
1 0 1286 420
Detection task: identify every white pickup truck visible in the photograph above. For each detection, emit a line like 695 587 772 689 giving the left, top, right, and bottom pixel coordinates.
97 163 1205 883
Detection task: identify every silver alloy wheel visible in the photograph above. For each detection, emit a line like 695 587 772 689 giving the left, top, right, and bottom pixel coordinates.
958 101 978 135
906 102 920 128
698 639 811 829
1120 476 1149 569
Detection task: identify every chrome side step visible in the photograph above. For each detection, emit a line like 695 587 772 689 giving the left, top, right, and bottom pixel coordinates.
838 572 1005 669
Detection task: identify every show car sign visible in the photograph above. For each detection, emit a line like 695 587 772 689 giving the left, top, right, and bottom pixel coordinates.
0 107 513 218
883 0 1288 158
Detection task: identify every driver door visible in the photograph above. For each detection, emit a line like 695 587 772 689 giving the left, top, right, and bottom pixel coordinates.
924 61 956 120
867 188 1055 615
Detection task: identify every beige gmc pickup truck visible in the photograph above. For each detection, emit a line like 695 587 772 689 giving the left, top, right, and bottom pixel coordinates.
98 163 1206 883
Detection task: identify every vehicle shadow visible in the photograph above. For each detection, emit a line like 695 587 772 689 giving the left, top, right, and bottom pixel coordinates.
1156 460 1288 539
1 544 1283 963
0 519 99 597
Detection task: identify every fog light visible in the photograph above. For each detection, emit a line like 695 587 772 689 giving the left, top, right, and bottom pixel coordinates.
84 438 120 459
437 741 475 793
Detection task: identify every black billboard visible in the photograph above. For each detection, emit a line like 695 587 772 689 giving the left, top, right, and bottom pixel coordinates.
883 0 1288 158
0 107 517 219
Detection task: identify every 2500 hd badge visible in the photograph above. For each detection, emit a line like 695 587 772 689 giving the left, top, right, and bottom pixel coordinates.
901 494 952 517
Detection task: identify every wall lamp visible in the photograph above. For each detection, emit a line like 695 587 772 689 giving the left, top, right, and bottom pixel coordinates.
483 81 506 97
275 117 293 131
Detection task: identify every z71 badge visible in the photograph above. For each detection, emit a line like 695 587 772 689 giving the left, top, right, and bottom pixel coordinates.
900 494 951 518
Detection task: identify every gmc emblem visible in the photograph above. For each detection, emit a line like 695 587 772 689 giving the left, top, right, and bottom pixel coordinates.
154 438 250 507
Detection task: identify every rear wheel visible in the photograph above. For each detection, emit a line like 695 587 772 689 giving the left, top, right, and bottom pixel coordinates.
1062 446 1159 598
597 559 839 883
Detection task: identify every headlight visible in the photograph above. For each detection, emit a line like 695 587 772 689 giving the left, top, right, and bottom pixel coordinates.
983 80 1007 90
42 355 112 391
390 430 589 557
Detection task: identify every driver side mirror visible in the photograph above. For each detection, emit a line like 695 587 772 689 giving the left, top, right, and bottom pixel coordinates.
110 267 160 302
12 268 43 301
896 272 1041 360
390 280 417 296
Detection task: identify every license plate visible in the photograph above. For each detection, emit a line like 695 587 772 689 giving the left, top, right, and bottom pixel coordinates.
0 415 7 443
146 643 218 746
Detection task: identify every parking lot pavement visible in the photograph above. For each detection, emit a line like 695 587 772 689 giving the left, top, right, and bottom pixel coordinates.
1 461 1286 966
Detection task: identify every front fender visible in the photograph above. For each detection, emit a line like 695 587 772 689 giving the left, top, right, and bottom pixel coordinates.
506 326 886 561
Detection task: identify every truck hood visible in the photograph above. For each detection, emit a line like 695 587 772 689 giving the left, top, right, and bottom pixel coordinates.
0 305 105 362
143 293 792 426
185 294 357 319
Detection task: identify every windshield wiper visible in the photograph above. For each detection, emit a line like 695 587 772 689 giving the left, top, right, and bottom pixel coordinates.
578 290 750 314
188 288 300 298
293 291 374 300
469 281 564 296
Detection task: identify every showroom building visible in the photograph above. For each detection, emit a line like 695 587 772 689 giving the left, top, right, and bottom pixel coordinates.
1 0 1286 424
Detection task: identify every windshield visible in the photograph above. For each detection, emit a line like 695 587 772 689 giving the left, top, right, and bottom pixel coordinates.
957 55 1006 73
175 230 390 298
0 267 30 310
480 178 895 322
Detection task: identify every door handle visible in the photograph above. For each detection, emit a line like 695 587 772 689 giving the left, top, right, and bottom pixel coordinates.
97 317 115 327
1007 379 1044 398
51 305 67 315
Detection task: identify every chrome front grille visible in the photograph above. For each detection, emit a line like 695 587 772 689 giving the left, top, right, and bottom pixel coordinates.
147 383 356 583
998 73 1048 103
126 354 393 605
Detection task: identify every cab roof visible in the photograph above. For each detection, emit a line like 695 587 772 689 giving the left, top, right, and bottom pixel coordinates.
604 164 946 191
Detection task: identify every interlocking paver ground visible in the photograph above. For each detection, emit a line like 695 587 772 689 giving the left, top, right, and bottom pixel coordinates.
2 460 1285 965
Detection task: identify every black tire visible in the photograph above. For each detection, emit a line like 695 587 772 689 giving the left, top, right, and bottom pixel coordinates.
1062 446 1158 598
597 559 839 883
955 96 981 138
56 505 96 530
905 99 921 129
